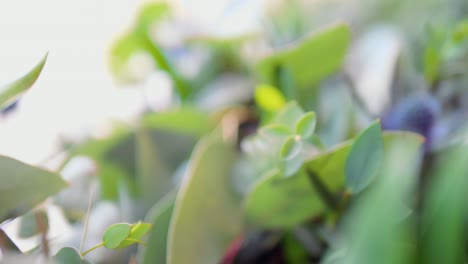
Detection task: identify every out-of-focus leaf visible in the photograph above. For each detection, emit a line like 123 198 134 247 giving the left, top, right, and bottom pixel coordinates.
54 247 84 264
257 23 351 88
272 101 304 128
138 192 176 264
102 223 132 249
453 19 468 43
73 123 197 200
0 53 47 109
142 107 213 136
135 129 172 208
244 169 324 228
109 3 169 83
167 135 241 264
254 84 286 112
110 2 191 99
345 120 383 194
116 221 152 248
244 132 420 228
424 45 441 85
295 112 316 139
326 131 423 264
422 147 468 264
0 156 67 223
136 2 170 32
280 136 302 160
18 210 48 238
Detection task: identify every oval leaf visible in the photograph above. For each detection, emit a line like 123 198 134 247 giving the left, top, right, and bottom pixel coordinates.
54 247 83 264
0 53 48 109
102 223 132 249
280 136 302 160
345 120 383 194
295 112 317 139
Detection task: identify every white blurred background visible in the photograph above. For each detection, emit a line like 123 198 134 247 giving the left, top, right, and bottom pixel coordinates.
0 0 264 165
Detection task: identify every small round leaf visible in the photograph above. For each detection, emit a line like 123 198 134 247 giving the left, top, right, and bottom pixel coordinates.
102 223 132 249
54 247 83 264
295 112 317 138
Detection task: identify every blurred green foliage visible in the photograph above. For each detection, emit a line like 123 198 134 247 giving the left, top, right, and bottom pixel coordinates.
2 0 468 263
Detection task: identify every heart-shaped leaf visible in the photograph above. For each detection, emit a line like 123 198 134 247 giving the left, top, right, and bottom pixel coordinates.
102 223 132 249
54 247 85 264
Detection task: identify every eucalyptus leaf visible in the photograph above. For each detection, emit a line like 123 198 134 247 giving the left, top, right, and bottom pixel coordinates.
167 135 241 264
0 156 67 223
0 53 47 109
345 120 383 194
54 247 85 264
102 223 132 249
116 221 152 249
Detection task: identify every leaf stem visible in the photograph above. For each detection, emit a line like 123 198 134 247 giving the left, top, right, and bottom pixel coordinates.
81 242 104 257
306 170 338 210
79 187 95 253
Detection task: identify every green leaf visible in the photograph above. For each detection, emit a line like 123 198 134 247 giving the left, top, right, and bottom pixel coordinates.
0 53 47 109
18 210 48 238
135 129 173 209
54 247 84 264
258 124 292 138
102 223 132 249
244 169 324 228
0 156 67 223
280 136 302 160
257 23 351 88
167 135 242 264
327 132 423 264
138 192 176 264
295 112 316 139
116 221 152 249
422 147 468 264
272 101 304 128
254 84 286 112
345 120 383 194
135 2 170 32
142 107 213 136
244 132 421 228
424 45 441 85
